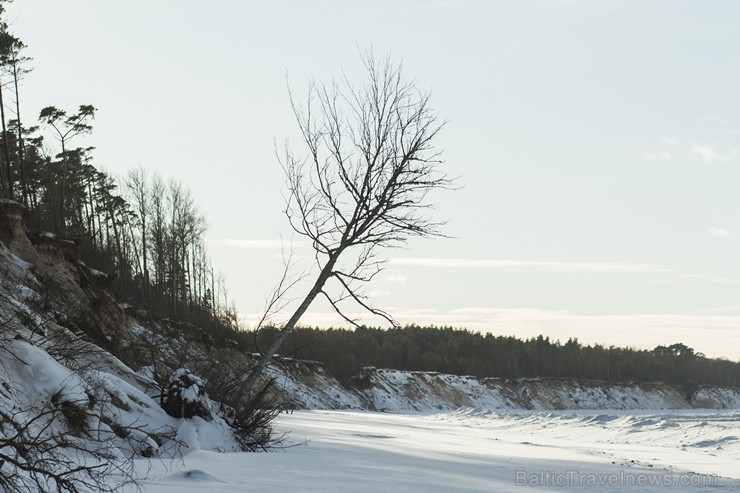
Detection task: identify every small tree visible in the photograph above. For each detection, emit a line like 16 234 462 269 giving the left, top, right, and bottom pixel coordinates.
243 53 453 393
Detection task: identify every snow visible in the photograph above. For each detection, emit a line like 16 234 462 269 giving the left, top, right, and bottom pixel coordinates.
130 409 740 492
0 337 241 472
179 384 200 402
693 387 740 409
263 359 365 409
352 369 732 412
1 338 91 405
0 243 35 280
170 368 205 403
360 369 522 411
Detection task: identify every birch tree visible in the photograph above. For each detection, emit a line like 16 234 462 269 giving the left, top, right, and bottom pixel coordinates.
243 53 453 393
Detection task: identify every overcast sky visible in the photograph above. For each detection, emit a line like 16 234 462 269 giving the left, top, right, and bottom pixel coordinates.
8 0 740 359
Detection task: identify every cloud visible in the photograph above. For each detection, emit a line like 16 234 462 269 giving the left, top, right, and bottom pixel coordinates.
708 227 734 239
389 258 669 273
643 137 678 162
673 273 740 283
207 238 306 249
386 273 408 284
367 289 391 298
661 137 678 146
643 151 673 162
691 145 730 162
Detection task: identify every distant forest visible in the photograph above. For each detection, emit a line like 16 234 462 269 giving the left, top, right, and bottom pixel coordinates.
0 8 237 330
249 326 740 388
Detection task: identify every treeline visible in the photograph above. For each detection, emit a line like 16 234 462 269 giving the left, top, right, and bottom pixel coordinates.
0 4 236 328
249 325 740 388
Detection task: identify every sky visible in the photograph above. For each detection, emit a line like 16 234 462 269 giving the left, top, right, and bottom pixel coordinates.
6 0 740 359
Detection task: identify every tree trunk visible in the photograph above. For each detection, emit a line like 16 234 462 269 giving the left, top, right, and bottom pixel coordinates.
12 64 27 205
242 254 338 395
141 209 148 304
108 202 123 274
59 141 67 234
0 80 13 199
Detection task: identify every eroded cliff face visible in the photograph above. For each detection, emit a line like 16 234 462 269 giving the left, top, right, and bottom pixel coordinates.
0 201 143 390
691 386 740 409
270 366 740 412
259 356 366 409
0 200 126 345
0 198 41 267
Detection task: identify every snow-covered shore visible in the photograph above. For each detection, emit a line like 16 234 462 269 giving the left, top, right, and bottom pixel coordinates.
131 409 740 492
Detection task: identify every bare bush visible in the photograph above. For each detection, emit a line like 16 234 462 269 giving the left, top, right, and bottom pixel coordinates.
0 376 141 493
196 360 286 451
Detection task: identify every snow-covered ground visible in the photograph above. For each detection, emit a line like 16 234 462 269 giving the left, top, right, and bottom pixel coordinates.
130 409 740 492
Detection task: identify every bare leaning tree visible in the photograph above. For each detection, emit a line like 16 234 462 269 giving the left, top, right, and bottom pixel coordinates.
243 53 453 392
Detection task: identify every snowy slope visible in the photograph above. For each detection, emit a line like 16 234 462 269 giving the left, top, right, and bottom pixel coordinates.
1 235 243 488
277 367 740 412
262 357 365 409
0 337 240 455
351 368 523 411
692 386 740 409
514 378 691 410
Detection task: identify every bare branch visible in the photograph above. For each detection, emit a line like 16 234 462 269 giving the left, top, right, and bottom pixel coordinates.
243 51 453 397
